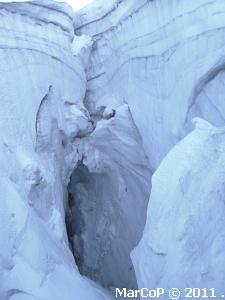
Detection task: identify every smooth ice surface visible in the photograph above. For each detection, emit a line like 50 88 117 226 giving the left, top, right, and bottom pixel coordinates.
132 119 225 297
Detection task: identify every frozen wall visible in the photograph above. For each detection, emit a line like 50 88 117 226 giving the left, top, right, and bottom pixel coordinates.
2 0 225 298
76 0 225 294
77 0 225 169
132 119 225 298
0 0 152 298
0 1 112 299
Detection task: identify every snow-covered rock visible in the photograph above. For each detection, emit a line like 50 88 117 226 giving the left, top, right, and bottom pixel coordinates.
132 119 225 297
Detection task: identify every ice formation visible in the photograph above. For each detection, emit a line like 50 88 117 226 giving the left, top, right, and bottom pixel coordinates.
1 0 225 299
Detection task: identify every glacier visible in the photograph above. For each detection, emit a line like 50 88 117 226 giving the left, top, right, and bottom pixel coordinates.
1 0 225 299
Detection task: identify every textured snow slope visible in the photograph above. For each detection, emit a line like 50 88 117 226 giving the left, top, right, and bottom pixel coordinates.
0 1 112 299
77 0 225 169
132 119 225 297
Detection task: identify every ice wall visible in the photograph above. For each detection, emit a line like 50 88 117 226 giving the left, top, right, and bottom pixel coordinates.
77 0 225 169
0 1 112 299
132 119 225 297
0 0 152 298
2 0 225 298
76 0 225 294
